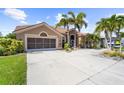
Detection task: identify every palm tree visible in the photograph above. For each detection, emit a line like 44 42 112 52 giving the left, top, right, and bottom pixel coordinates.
115 15 124 38
115 15 124 52
120 32 124 38
95 15 119 50
106 15 117 50
95 18 110 49
85 33 100 48
68 11 87 48
56 14 70 43
92 34 100 48
85 33 91 48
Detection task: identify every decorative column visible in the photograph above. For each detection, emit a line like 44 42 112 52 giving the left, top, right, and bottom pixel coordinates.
74 33 76 48
68 32 70 44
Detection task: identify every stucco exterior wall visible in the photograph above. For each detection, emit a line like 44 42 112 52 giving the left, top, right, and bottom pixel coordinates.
16 25 63 50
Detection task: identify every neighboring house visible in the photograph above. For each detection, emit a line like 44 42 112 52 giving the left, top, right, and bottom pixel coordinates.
100 37 124 48
13 22 85 51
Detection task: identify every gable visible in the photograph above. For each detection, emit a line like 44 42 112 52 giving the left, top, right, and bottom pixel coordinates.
23 25 60 36
14 22 63 37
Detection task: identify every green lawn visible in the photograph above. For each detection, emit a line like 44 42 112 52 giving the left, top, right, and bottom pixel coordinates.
0 54 27 85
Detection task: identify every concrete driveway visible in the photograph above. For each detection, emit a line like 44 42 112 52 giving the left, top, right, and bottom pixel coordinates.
27 49 124 85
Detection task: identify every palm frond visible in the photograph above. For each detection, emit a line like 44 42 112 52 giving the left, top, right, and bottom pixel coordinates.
68 11 75 19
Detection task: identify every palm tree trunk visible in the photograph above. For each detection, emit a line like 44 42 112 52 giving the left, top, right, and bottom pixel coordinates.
120 41 122 53
109 32 112 50
74 31 76 48
74 26 76 48
105 37 108 48
117 29 122 53
67 26 70 44
118 30 122 53
104 31 109 49
67 32 70 44
117 28 120 38
85 36 87 48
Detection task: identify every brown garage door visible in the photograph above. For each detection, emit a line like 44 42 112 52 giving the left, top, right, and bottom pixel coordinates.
27 38 56 49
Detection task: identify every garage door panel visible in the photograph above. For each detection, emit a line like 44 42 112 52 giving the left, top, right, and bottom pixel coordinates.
44 44 50 48
36 44 44 48
27 38 56 49
50 39 55 44
44 38 49 44
27 44 35 49
51 44 56 48
36 38 43 43
27 38 35 43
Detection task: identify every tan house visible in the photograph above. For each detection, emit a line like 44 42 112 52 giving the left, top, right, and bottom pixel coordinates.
13 22 85 51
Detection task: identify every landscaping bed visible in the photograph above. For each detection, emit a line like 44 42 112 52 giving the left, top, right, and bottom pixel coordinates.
102 50 124 61
0 54 27 85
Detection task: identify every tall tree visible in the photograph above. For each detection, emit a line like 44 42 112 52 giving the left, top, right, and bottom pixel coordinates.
56 14 70 43
115 15 124 52
106 15 117 50
95 14 123 50
5 33 16 39
120 32 124 38
95 18 110 49
68 11 87 47
115 15 124 38
85 33 100 48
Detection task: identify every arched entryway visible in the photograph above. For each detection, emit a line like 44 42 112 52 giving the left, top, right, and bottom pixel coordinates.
70 35 75 47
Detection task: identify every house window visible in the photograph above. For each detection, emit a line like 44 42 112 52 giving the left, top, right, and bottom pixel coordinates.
40 32 47 37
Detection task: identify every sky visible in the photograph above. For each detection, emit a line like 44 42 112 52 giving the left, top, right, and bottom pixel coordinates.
0 8 124 36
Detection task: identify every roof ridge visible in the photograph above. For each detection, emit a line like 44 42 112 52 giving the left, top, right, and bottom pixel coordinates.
13 22 45 32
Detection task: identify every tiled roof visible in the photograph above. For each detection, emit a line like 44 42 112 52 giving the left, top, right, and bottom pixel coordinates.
55 27 68 34
14 25 33 31
13 22 46 32
13 22 86 36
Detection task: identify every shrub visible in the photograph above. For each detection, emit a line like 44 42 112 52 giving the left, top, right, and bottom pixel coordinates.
10 40 24 53
103 50 124 59
0 38 12 48
0 38 24 56
5 33 16 39
64 43 71 52
119 53 124 58
0 45 6 56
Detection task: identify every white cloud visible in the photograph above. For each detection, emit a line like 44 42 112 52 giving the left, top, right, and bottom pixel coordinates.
107 13 124 18
83 24 95 33
46 16 50 19
0 28 12 36
20 21 28 24
55 13 63 23
4 8 28 24
36 20 42 24
4 8 27 21
116 13 124 16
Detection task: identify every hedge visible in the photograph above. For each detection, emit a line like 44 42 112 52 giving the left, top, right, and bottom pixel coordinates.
0 38 24 56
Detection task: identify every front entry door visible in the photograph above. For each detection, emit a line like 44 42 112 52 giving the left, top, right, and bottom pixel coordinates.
70 35 75 47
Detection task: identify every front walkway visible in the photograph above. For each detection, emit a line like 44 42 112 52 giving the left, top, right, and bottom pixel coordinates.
27 49 124 85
